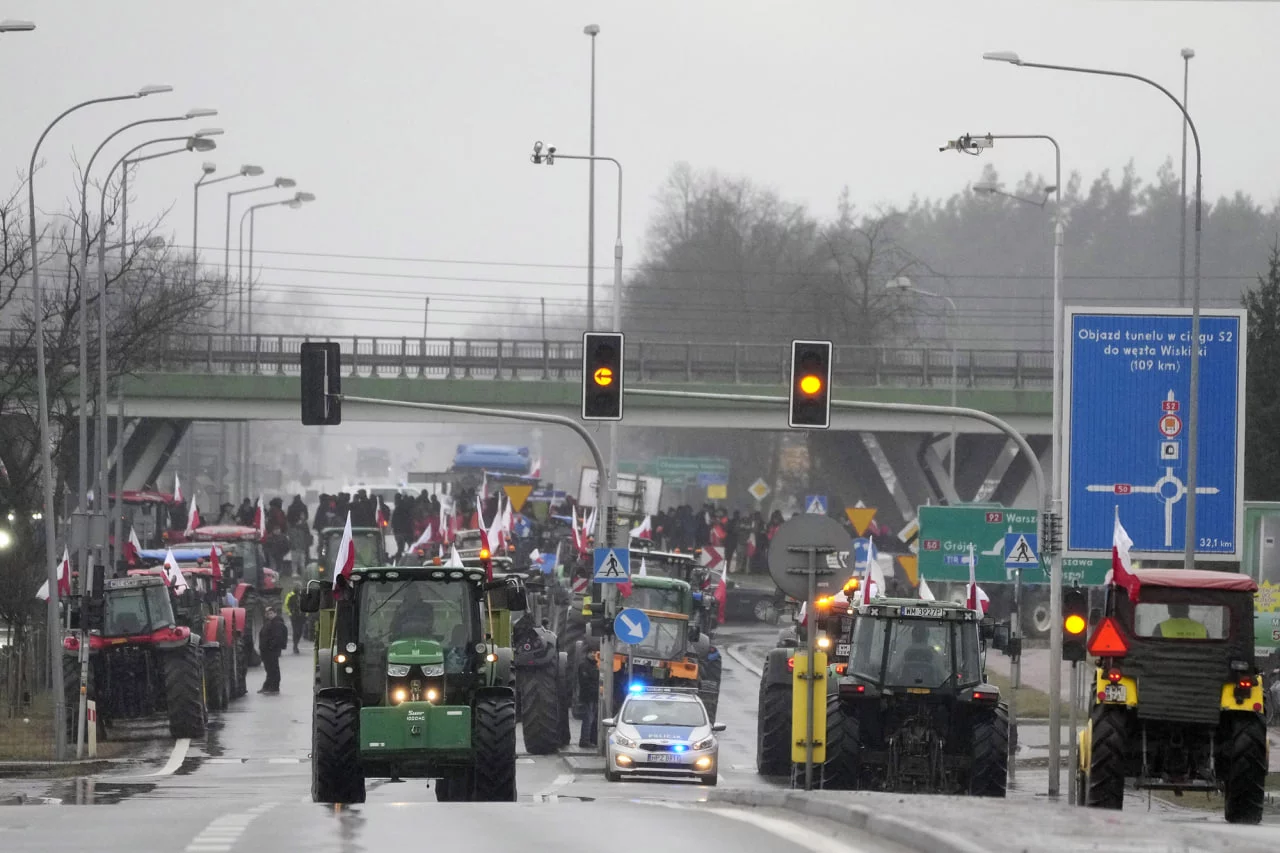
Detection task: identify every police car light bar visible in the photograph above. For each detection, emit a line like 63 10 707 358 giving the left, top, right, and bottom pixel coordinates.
629 685 700 696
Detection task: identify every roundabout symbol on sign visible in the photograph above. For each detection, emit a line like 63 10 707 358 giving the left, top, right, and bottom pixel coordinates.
1158 413 1182 438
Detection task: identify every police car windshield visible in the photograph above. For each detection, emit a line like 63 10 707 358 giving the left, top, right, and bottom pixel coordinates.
621 698 706 727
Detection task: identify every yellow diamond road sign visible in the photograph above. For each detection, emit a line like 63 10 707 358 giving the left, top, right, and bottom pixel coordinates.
502 483 534 513
748 478 771 501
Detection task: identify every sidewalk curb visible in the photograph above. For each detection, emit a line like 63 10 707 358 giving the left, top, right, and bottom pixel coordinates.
725 645 763 678
708 789 987 853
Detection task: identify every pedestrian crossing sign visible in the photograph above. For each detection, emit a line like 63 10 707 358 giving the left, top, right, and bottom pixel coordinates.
1004 532 1040 569
805 495 828 515
593 547 631 583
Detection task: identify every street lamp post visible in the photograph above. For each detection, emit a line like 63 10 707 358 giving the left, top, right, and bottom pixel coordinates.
531 140 623 750
27 83 173 761
945 129 1064 796
584 24 600 329
224 177 295 500
237 192 315 496
982 53 1204 575
80 134 216 759
1179 48 1195 308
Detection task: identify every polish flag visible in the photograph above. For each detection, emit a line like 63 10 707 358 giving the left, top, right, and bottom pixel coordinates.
965 543 990 614
629 516 652 541
173 473 183 504
163 549 189 594
444 545 464 569
331 512 357 589
485 498 506 556
1108 509 1142 602
254 496 265 539
501 497 513 534
36 548 73 601
713 562 728 625
123 527 143 566
439 502 451 544
530 458 542 478
571 507 585 555
585 507 597 539
918 577 937 601
209 545 223 583
409 522 435 554
184 496 201 536
618 557 647 598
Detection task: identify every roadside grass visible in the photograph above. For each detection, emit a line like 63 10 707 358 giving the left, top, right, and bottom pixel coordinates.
0 692 127 763
1148 772 1280 812
986 670 1053 719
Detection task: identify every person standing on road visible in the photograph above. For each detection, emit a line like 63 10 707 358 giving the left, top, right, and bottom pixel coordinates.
284 584 305 654
258 606 288 694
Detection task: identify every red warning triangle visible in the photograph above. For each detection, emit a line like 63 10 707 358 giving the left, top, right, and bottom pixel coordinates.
1087 616 1129 657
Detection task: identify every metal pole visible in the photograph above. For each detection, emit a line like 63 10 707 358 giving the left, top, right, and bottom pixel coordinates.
1067 658 1079 803
586 25 598 329
804 546 817 791
247 207 256 338
1178 49 1193 307
945 296 957 497
422 297 429 338
540 297 546 339
113 385 124 564
1008 566 1020 782
600 161 625 750
29 92 150 761
120 166 127 267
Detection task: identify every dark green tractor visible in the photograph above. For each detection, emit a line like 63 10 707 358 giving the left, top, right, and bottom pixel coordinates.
303 563 525 803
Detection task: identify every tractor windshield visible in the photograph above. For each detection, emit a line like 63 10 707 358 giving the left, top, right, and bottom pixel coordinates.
626 615 687 662
103 585 176 636
627 586 686 615
323 530 382 569
848 617 981 690
357 578 477 676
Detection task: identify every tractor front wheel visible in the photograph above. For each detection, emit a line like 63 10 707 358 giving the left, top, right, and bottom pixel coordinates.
818 694 860 790
698 648 722 723
1085 707 1128 810
1223 713 1266 825
163 643 207 739
204 648 229 711
472 695 517 802
312 695 365 804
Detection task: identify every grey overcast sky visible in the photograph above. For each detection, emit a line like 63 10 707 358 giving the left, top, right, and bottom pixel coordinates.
5 1 1278 338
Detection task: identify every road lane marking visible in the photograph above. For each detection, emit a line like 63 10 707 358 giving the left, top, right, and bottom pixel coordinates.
108 737 191 781
184 801 279 853
644 802 874 853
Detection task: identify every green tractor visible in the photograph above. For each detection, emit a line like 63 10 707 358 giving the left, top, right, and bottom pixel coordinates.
302 563 525 803
308 526 388 585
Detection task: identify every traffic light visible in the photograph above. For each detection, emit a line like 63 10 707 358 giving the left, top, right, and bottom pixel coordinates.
789 340 832 429
300 342 342 425
582 332 624 420
1063 585 1088 662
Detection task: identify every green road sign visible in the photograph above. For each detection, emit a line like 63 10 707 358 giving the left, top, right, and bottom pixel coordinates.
1061 556 1111 586
917 506 1040 583
620 456 731 487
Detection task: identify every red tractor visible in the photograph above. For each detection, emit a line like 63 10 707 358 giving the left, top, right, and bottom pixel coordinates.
109 490 187 548
186 525 279 666
62 575 208 741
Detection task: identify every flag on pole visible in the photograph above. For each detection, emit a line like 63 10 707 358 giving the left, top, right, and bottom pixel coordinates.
530 457 542 478
629 516 652 541
409 522 435 555
210 545 223 583
173 473 183 504
1108 508 1142 602
445 545 464 568
254 495 265 539
918 577 936 601
163 549 189 594
331 512 356 588
965 543 990 614
123 527 143 566
184 496 201 536
36 548 73 601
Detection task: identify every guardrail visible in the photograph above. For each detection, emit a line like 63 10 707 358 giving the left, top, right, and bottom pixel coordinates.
0 331 1054 390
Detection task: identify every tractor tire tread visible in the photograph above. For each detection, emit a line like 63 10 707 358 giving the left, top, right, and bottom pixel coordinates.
312 696 365 803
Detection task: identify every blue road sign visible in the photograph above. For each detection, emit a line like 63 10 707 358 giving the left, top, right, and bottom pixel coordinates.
1064 308 1246 559
1004 532 1040 569
852 538 876 570
805 495 828 515
593 547 631 582
697 472 730 488
614 608 651 644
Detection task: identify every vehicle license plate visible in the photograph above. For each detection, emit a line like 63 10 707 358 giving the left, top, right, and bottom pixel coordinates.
835 644 850 657
646 753 680 763
1103 684 1127 702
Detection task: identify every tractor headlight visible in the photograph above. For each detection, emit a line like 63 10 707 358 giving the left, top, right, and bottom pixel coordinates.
692 737 715 750
419 663 444 677
391 688 408 704
387 664 411 677
612 732 638 749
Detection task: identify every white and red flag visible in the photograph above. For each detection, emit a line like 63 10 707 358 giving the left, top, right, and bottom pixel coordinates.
123 527 143 566
163 549 189 594
331 512 357 588
965 543 990 615
36 548 73 600
1108 509 1142 602
184 496 201 536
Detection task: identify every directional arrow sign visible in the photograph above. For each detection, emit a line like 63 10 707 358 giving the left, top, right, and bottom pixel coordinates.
614 608 651 644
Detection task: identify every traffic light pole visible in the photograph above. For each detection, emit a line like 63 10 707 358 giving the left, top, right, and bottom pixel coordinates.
625 386 1061 793
1067 660 1079 803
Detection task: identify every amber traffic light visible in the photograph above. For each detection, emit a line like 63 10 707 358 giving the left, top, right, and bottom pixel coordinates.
1062 585 1088 662
789 340 832 429
582 332 624 420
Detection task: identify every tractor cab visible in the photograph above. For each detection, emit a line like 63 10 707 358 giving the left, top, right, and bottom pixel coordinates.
1078 568 1266 823
315 526 387 581
101 575 179 638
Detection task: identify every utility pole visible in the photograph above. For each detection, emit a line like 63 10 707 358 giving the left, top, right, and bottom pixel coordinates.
422 297 429 338
584 24 599 329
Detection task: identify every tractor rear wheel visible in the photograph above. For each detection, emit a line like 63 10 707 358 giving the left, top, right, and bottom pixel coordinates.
163 643 207 739
519 664 561 755
434 771 470 802
818 693 860 790
1223 713 1266 825
1085 707 1128 810
312 695 365 804
204 648 229 711
235 632 250 697
969 702 1009 797
756 669 791 775
698 648 722 723
472 695 517 802
556 652 572 748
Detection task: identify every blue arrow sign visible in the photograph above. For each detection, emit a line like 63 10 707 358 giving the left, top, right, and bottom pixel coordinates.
1004 532 1039 569
1064 308 1245 559
805 495 828 515
614 608 651 644
593 547 631 583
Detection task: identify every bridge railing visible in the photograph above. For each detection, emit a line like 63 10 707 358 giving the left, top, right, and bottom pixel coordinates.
1 331 1053 389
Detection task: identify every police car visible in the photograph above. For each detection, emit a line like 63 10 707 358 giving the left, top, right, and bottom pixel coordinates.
603 685 725 785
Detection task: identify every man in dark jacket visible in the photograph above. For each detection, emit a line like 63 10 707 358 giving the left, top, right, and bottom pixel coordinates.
258 606 288 694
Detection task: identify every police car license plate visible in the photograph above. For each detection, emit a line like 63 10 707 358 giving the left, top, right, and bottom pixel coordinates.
647 753 680 763
835 643 850 657
1103 684 1127 702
